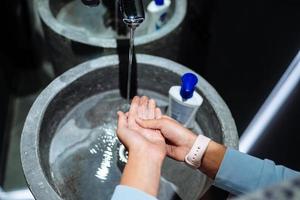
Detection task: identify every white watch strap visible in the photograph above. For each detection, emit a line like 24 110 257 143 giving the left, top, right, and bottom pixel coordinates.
185 135 211 169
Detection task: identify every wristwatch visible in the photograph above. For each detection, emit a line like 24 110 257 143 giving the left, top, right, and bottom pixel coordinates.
185 134 211 169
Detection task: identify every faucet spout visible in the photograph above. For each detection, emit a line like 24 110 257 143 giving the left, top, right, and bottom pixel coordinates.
81 0 145 29
81 0 101 7
119 0 145 28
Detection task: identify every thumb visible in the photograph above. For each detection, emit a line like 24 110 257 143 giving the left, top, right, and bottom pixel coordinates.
136 118 163 130
117 111 127 130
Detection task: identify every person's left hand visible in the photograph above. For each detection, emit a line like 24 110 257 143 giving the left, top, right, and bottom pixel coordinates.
117 96 166 162
117 96 166 196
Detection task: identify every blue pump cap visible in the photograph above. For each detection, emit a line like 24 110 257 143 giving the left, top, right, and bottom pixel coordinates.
180 73 198 100
155 0 164 6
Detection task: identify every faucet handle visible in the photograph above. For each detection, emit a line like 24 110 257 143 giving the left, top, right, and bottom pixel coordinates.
81 0 101 7
119 0 145 28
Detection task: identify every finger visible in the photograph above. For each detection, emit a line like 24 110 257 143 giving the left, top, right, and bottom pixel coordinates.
117 111 127 132
129 96 139 115
155 108 162 119
117 112 133 149
136 118 163 130
128 96 139 127
154 108 163 133
166 144 183 161
137 117 181 144
147 99 156 119
166 144 176 158
162 115 177 122
138 96 149 119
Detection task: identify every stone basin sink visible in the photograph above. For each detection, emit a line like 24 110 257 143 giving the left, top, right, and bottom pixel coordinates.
21 54 238 200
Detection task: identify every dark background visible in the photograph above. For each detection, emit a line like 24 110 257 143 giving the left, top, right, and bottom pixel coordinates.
179 0 300 168
179 1 300 198
0 0 33 184
0 0 300 198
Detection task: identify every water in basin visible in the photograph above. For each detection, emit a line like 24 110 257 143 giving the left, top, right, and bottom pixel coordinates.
49 89 205 199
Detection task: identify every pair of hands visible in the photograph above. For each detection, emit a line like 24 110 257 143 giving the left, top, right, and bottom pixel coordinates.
116 96 225 196
117 96 197 164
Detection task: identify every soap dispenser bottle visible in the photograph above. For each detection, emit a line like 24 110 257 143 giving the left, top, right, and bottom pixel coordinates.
146 0 171 33
168 73 203 128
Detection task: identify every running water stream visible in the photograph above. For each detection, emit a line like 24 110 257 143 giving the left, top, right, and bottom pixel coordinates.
120 0 145 102
126 27 135 101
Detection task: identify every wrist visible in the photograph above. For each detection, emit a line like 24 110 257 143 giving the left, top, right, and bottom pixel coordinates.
129 145 165 166
121 147 163 196
198 141 226 179
175 132 197 162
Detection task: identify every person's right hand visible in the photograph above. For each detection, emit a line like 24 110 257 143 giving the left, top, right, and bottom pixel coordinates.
136 114 197 162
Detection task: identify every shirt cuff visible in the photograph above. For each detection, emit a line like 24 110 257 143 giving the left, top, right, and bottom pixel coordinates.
111 185 158 200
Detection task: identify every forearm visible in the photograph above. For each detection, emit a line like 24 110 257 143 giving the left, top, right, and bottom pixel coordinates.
196 141 300 195
198 140 226 179
120 150 163 196
214 148 300 195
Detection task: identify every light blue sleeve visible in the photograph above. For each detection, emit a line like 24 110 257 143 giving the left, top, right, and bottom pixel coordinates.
214 148 300 195
111 185 158 200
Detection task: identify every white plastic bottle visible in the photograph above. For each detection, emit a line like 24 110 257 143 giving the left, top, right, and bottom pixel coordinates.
146 0 171 33
168 73 203 128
